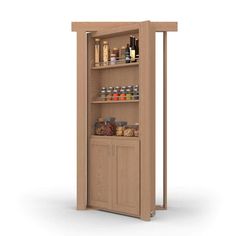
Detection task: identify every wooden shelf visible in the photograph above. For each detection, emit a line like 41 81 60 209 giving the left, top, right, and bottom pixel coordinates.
91 100 139 104
90 135 139 141
92 62 139 70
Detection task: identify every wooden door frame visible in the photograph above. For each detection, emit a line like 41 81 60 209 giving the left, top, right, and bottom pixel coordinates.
72 21 178 219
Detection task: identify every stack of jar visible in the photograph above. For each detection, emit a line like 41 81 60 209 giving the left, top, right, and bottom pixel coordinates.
95 117 139 137
99 85 139 101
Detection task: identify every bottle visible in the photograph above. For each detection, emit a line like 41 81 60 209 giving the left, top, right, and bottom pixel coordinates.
94 38 100 67
103 41 109 66
130 36 136 62
129 35 133 53
135 39 139 60
125 44 131 63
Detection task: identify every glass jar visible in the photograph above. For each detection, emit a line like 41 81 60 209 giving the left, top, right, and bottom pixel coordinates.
115 86 120 92
120 46 126 62
119 89 126 100
100 90 106 101
110 53 116 65
115 121 127 136
106 89 113 101
126 88 132 100
123 125 134 137
94 38 100 67
103 41 109 66
94 118 106 135
104 117 116 136
133 88 139 100
112 48 119 58
133 124 139 137
112 89 119 101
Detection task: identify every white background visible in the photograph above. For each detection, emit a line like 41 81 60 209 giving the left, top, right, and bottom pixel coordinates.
0 0 236 235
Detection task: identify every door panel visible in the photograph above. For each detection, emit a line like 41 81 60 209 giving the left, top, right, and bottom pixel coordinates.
88 139 112 209
112 140 140 216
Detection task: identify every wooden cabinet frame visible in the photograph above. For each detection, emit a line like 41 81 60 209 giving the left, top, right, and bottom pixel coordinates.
71 21 178 221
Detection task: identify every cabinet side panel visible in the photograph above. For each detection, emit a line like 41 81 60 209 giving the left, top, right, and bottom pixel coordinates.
139 22 156 220
77 31 88 209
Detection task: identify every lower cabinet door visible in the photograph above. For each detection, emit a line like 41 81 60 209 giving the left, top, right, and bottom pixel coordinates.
88 139 112 210
112 140 140 216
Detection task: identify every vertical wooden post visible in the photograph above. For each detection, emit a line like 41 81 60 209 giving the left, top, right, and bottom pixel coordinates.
163 32 167 209
139 21 156 221
76 30 88 210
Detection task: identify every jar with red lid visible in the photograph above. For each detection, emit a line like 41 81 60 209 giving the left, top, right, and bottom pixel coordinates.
119 89 126 100
112 89 119 101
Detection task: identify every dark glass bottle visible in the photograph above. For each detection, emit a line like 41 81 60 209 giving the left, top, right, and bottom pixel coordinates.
135 39 139 59
130 36 136 62
129 35 133 51
125 44 131 63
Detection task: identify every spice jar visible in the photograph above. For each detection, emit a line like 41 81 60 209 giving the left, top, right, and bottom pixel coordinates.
119 89 126 100
115 121 127 136
124 125 134 137
110 53 116 65
112 89 119 101
115 86 120 92
94 118 106 135
126 88 132 100
133 124 139 137
100 90 106 101
94 38 100 67
106 89 113 101
112 48 119 58
104 117 116 136
103 41 109 65
133 88 139 100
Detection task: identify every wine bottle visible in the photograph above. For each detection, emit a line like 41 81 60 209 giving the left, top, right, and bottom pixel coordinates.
129 35 133 53
125 44 131 63
135 39 139 59
130 36 136 62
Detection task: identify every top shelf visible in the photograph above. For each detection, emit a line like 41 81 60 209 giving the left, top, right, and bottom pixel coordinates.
91 62 139 70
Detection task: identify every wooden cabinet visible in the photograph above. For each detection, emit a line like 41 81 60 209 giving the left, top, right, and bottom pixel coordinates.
112 140 139 216
88 137 139 216
88 139 112 210
72 21 178 220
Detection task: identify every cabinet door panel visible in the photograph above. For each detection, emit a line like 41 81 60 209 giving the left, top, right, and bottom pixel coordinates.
112 140 140 216
88 139 112 209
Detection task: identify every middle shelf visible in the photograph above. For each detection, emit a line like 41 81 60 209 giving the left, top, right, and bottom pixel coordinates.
91 100 139 104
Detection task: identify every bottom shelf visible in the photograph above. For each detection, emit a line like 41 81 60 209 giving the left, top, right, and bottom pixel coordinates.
90 135 139 140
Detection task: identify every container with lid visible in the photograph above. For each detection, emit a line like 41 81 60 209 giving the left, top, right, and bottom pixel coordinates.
100 90 107 101
115 121 128 136
123 125 134 137
112 89 119 101
106 89 113 101
133 88 139 100
119 89 126 100
103 41 109 66
110 53 116 65
94 118 106 135
95 38 100 67
120 46 126 62
112 48 119 58
126 89 132 100
104 117 116 136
